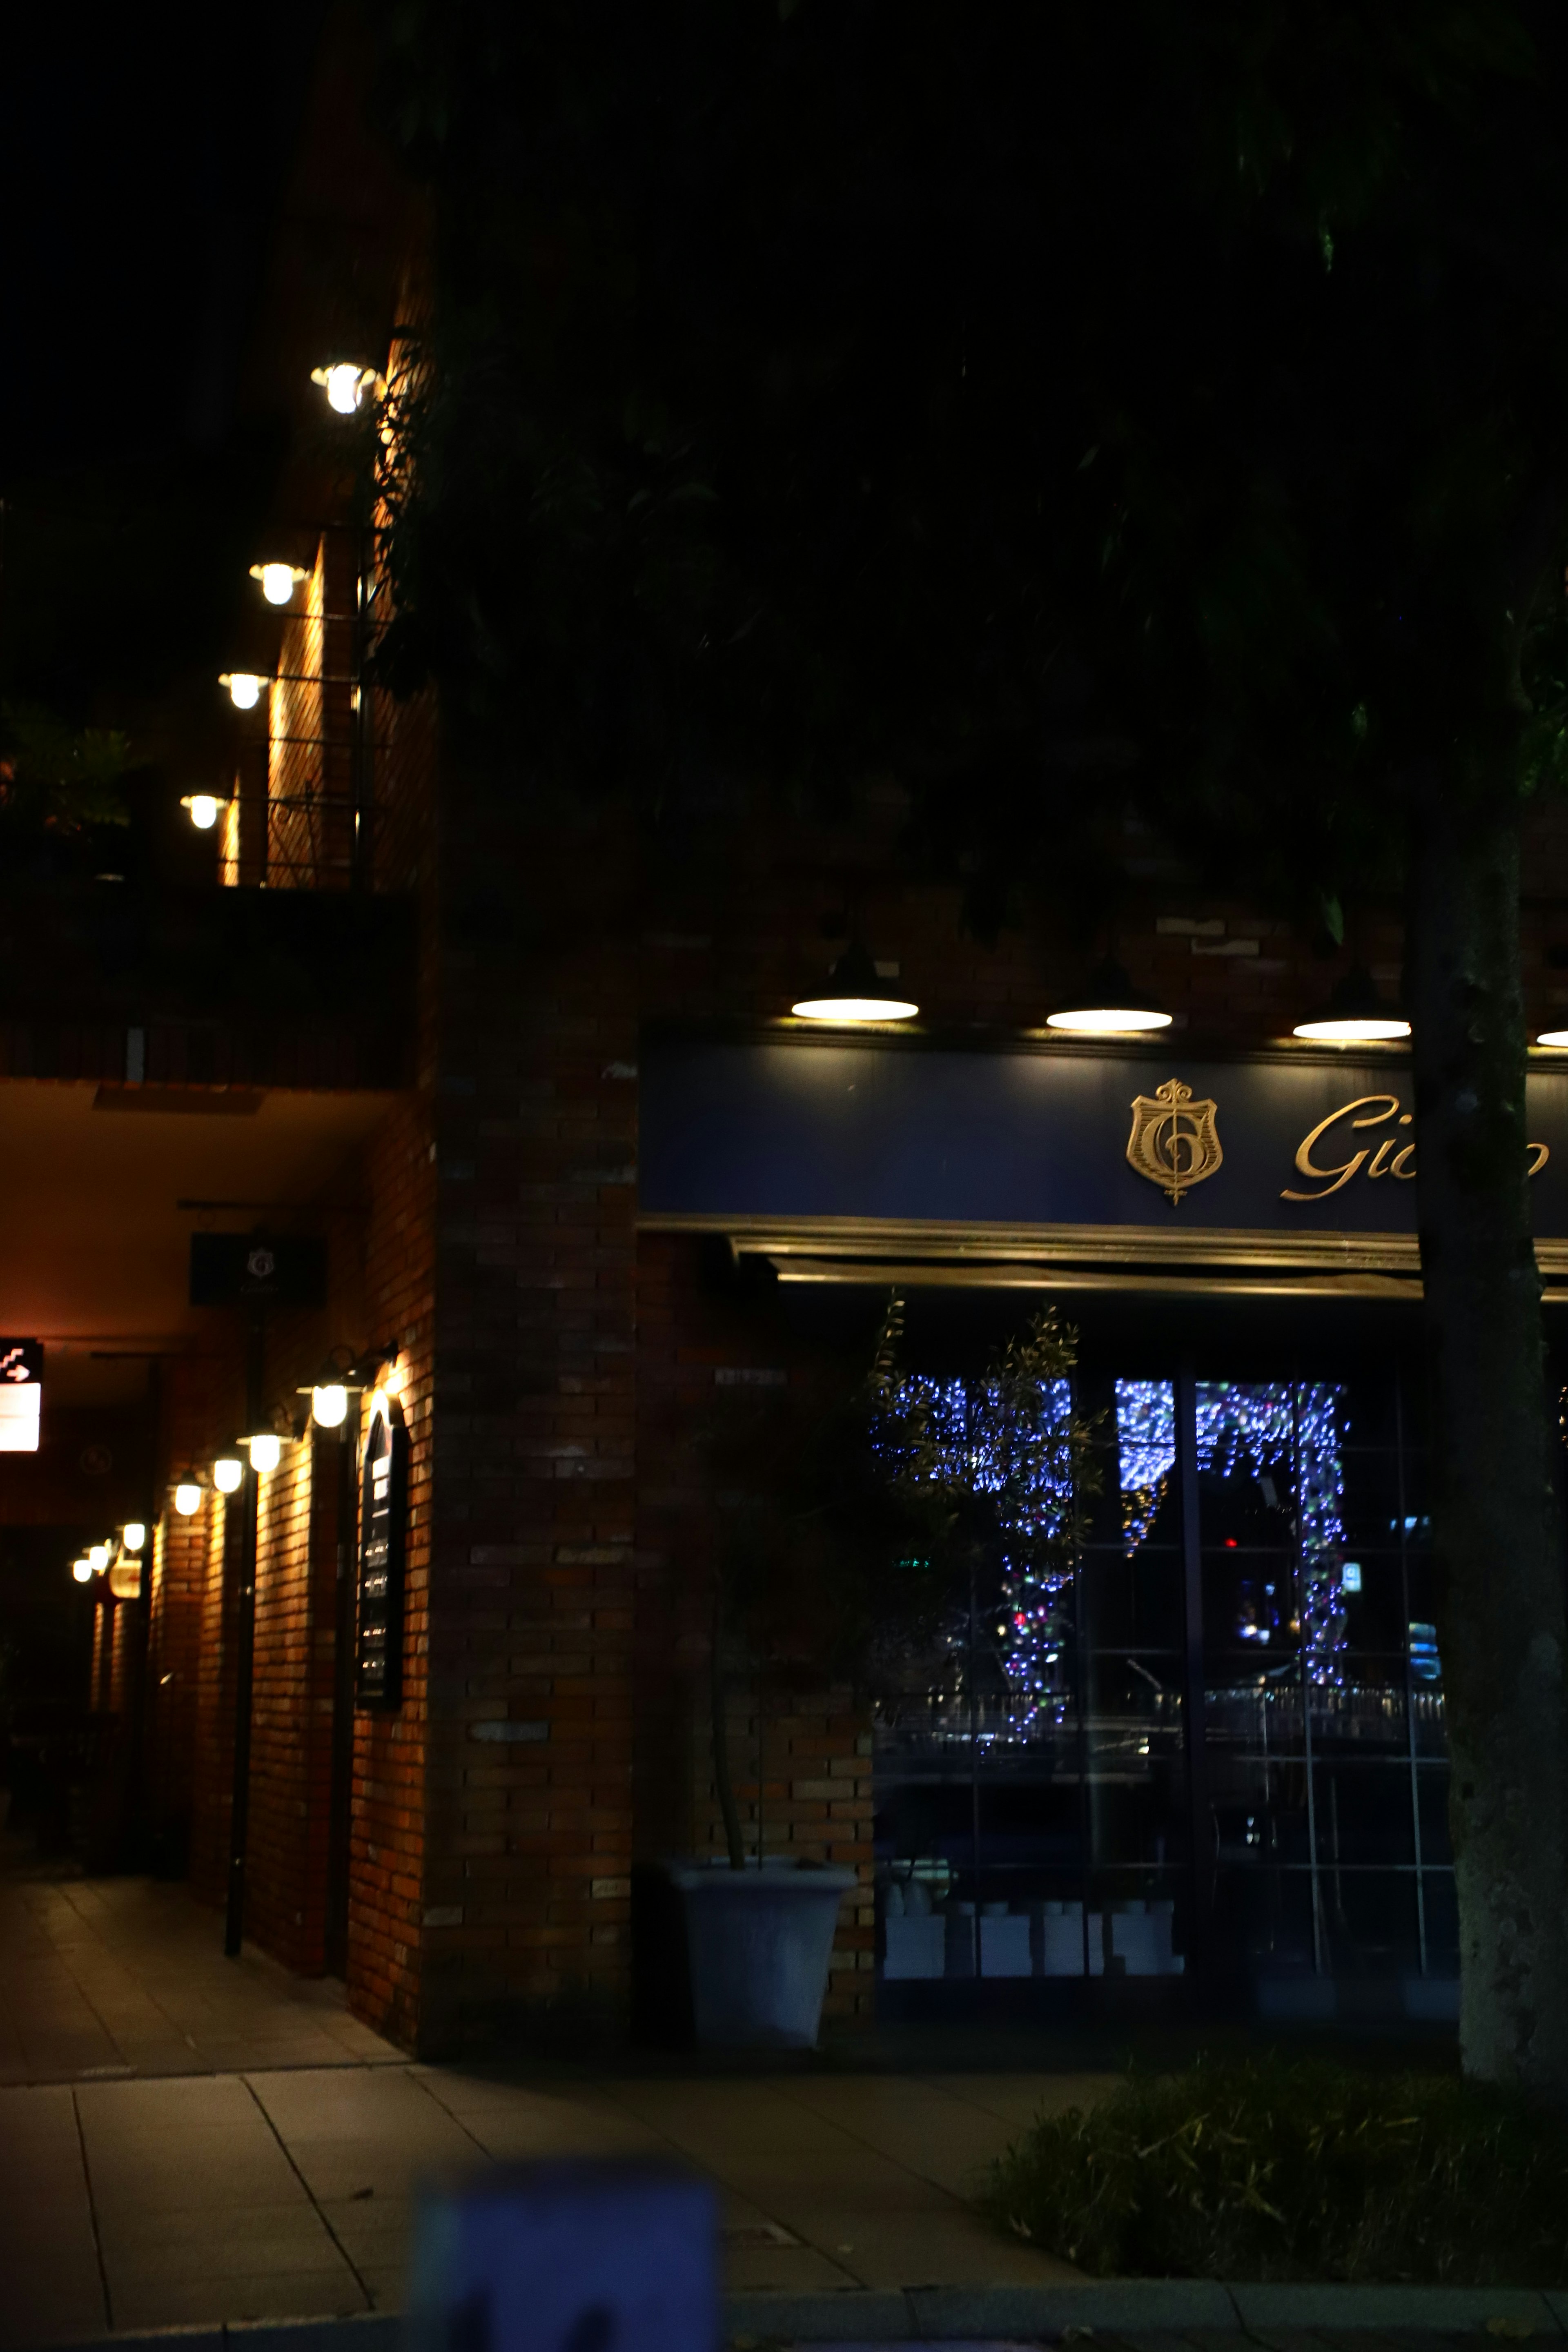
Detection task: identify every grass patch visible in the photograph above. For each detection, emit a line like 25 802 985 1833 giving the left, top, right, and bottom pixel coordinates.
983 2056 1568 2284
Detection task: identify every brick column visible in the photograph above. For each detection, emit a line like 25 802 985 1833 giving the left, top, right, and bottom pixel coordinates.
416 795 638 2054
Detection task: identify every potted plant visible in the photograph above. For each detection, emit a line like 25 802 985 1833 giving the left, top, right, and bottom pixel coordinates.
664 1298 1098 2049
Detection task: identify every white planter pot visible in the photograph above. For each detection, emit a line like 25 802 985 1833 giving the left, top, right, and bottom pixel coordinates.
668 1860 856 2049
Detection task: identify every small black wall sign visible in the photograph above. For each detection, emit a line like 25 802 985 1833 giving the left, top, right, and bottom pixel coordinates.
190 1233 329 1307
356 1390 408 1709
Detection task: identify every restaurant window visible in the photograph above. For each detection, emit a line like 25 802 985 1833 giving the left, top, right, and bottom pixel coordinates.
869 1304 1451 2015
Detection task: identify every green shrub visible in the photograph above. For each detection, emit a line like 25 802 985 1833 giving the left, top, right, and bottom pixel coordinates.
983 2057 1568 2284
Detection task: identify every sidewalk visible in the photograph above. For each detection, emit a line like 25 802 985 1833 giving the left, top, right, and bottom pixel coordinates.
2 2054 1102 2344
4 1866 1544 2352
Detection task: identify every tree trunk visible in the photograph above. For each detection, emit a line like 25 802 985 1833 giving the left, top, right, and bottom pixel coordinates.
1406 791 1568 2096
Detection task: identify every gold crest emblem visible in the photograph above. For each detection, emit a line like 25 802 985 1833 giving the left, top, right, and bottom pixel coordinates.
1127 1078 1223 1205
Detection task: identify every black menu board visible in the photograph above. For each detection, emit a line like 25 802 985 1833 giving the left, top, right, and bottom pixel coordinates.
355 1391 408 1708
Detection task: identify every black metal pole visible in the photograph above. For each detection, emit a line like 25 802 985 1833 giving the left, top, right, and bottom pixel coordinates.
224 1312 265 1958
1177 1363 1210 1991
325 1428 356 1976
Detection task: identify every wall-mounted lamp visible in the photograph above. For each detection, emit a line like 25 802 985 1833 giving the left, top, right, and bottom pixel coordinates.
1045 958 1171 1036
310 1384 349 1428
246 1432 283 1474
219 673 269 711
89 1544 110 1573
180 791 231 832
249 562 309 608
311 361 378 415
791 942 918 1025
122 1521 147 1552
173 1480 204 1517
71 1557 94 1584
1292 964 1410 1043
213 1454 244 1495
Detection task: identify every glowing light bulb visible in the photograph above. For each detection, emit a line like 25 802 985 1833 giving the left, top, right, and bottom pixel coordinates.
174 1482 203 1517
220 673 267 710
311 361 372 415
72 1558 93 1584
248 1433 282 1473
89 1544 109 1571
252 562 301 606
312 1384 349 1428
213 1455 244 1494
186 794 221 830
122 1521 147 1551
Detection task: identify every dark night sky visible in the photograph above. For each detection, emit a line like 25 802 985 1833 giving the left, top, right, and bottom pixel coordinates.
1 13 324 464
0 9 329 736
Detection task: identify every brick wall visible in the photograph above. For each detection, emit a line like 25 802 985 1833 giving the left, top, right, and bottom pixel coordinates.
245 1434 340 1972
635 1231 880 2020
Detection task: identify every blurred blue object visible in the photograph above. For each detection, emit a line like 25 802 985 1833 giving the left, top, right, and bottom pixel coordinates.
406 2161 718 2352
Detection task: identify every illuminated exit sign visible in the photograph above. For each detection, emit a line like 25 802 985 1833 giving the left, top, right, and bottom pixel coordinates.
0 1340 43 1452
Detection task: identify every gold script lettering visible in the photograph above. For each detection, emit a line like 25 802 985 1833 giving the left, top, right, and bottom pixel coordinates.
1282 1096 1401 1202
1283 1101 1548 1198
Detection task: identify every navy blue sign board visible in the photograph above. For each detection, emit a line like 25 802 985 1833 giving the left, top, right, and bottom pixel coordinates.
638 1040 1568 1243
189 1232 329 1307
405 2163 717 2352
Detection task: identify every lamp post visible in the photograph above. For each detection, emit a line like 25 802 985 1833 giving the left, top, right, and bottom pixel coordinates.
223 1317 266 1960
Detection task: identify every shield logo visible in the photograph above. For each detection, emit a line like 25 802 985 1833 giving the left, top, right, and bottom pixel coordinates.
1126 1078 1223 1205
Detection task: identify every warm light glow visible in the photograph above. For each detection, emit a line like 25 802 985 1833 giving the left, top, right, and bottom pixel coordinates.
72 1558 93 1584
219 672 267 710
89 1544 110 1571
312 1383 349 1428
183 793 222 831
1538 1030 1568 1049
383 1359 408 1399
791 996 920 1023
122 1521 147 1551
1045 1005 1173 1035
213 1454 244 1494
1291 1015 1411 1042
174 1481 203 1517
312 361 374 415
248 1433 282 1473
250 562 305 606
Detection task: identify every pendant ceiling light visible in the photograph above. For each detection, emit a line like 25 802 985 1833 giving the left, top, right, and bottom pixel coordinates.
1292 962 1410 1042
791 941 918 1024
1045 956 1171 1035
